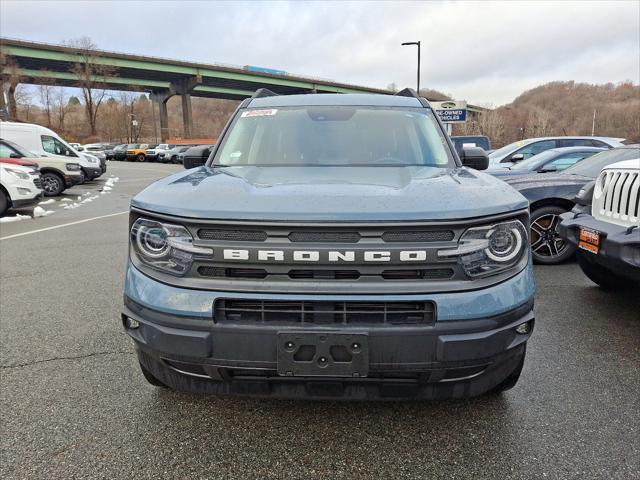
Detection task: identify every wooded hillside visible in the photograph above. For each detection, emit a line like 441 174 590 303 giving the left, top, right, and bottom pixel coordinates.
454 81 640 146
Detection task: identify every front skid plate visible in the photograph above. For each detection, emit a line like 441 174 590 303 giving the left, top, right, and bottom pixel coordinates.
277 331 369 377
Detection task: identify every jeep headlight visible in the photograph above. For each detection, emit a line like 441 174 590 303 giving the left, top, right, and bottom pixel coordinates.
438 220 528 278
131 218 212 276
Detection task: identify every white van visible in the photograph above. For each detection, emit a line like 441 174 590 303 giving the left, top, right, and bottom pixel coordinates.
0 122 104 181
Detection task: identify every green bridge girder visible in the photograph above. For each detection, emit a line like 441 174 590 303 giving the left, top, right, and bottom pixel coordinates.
0 39 386 96
0 38 485 140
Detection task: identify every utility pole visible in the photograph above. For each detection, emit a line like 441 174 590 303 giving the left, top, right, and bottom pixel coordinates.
591 109 596 136
401 41 421 93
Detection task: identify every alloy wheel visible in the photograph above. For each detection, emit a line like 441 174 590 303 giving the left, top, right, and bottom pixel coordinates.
42 175 61 194
530 213 568 259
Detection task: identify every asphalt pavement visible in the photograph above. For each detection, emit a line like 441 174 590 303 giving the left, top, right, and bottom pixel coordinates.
1 162 638 480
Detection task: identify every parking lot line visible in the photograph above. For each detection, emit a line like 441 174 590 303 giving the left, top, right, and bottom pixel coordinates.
0 211 129 241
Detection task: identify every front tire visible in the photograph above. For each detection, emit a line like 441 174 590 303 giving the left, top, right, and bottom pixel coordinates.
530 205 575 264
41 172 65 196
0 190 9 216
136 153 146 162
576 251 632 290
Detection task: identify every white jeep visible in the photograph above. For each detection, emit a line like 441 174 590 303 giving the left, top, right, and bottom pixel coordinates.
559 159 640 289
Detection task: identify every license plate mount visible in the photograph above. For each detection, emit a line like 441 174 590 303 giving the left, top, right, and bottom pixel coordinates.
277 331 369 377
578 227 601 254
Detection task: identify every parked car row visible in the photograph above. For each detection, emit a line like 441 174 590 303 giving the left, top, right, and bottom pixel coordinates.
492 143 639 265
0 121 108 216
104 143 214 163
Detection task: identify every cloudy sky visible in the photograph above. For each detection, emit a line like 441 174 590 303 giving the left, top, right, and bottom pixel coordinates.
1 0 638 105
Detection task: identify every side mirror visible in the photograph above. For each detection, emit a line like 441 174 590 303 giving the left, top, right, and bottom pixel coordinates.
183 147 211 169
461 146 489 170
9 153 22 159
511 153 525 162
538 165 557 173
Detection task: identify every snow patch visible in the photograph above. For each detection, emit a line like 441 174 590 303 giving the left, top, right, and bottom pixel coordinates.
0 213 31 223
33 206 55 217
38 199 55 205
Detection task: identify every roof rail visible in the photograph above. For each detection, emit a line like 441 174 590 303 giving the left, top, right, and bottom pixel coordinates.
394 88 420 99
252 88 279 98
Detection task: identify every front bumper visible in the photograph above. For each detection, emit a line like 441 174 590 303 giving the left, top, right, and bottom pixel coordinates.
83 166 103 179
559 212 640 280
11 193 43 208
65 173 84 187
123 263 535 399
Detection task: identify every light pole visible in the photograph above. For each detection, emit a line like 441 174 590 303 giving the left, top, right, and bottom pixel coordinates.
127 113 137 142
401 41 421 93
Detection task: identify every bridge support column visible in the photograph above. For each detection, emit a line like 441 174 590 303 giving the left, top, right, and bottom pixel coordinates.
151 90 174 142
6 80 18 120
0 78 7 119
174 75 201 139
181 94 193 138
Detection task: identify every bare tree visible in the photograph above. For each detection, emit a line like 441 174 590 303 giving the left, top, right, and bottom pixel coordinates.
53 87 70 130
38 83 55 127
65 37 114 136
14 85 34 121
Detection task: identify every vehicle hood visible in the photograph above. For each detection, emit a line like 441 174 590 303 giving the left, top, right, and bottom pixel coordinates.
488 169 530 178
604 158 640 170
132 166 528 221
503 172 592 191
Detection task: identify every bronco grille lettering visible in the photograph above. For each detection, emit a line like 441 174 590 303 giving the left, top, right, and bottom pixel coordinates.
221 249 428 262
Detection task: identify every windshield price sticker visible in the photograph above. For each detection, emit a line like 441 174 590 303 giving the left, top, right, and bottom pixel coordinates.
241 109 278 118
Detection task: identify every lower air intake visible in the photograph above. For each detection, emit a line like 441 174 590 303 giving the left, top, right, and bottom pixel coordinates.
214 299 436 325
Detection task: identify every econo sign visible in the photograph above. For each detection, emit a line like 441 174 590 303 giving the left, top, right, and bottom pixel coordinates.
431 100 468 123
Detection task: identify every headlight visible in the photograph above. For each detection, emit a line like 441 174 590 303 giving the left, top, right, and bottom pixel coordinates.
438 219 528 278
131 218 212 276
66 163 81 171
5 168 30 180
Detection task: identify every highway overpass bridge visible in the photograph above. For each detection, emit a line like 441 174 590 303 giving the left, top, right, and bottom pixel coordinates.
1 38 484 141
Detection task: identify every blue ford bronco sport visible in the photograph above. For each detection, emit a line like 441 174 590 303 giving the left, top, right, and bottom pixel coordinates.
123 88 535 400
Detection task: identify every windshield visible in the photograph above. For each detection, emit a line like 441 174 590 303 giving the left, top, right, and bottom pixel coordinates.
510 150 558 171
488 140 532 159
562 147 640 178
214 106 453 167
2 139 39 158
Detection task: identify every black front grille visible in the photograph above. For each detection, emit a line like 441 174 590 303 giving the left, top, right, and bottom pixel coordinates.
33 177 42 188
215 299 436 325
381 268 454 280
382 230 454 242
288 231 361 243
198 266 267 279
288 270 360 280
198 229 268 242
